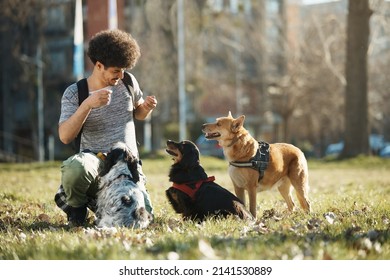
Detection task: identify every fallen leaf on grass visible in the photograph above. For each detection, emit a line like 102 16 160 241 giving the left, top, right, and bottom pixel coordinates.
252 222 269 234
83 226 119 238
307 218 322 230
167 251 180 260
37 213 50 223
241 221 269 235
19 232 27 241
262 208 283 221
323 212 336 224
144 237 153 247
198 239 219 259
289 222 305 233
290 244 304 260
322 251 333 260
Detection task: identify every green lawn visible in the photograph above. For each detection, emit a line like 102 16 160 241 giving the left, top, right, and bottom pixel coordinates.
0 155 389 260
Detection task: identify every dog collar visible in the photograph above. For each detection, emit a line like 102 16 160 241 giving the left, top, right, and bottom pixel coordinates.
171 176 215 201
229 141 270 181
96 152 107 161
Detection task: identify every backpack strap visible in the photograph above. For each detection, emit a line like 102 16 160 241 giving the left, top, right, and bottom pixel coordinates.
122 71 135 107
74 78 89 152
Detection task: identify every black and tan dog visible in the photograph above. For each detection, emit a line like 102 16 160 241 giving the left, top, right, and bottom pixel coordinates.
165 140 253 222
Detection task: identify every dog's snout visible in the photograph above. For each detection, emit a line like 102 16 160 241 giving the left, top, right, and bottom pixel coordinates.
132 207 151 220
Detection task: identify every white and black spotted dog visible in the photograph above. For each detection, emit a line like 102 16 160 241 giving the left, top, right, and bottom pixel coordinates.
96 142 153 229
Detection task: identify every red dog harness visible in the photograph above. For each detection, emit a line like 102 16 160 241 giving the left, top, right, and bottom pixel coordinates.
171 176 215 201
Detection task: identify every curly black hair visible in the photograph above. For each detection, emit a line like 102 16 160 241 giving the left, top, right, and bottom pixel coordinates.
87 29 141 69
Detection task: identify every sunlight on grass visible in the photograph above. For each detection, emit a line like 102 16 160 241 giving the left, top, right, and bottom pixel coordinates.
0 156 389 260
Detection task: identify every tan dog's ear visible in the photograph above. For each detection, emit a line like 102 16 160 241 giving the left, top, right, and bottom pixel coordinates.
231 115 245 133
227 111 233 118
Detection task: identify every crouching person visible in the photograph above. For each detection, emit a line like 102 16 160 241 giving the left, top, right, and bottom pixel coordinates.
54 29 157 226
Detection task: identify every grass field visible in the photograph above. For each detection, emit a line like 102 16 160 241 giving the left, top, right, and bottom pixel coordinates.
0 155 389 260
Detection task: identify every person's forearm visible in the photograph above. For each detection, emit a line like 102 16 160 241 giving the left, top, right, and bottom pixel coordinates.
134 103 153 120
59 104 92 144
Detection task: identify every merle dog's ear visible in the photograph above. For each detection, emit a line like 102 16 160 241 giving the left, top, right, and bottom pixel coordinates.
125 151 140 183
99 148 123 176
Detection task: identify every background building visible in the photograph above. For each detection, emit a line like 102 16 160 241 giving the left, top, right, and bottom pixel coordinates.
0 0 389 161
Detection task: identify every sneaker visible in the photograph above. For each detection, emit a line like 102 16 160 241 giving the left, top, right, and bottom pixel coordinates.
67 206 88 227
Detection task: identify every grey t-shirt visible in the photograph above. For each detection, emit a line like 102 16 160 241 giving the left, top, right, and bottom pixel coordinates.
59 73 143 155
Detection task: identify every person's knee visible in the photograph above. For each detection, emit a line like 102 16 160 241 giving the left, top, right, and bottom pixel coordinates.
62 155 89 186
61 153 101 204
62 153 101 179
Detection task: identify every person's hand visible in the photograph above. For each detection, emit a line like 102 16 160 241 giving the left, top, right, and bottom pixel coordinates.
87 87 113 108
143 95 157 111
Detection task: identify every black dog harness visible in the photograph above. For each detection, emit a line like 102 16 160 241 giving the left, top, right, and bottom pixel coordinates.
172 176 215 201
229 141 270 181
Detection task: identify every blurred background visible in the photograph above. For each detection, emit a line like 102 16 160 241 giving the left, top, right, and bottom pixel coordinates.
0 0 389 162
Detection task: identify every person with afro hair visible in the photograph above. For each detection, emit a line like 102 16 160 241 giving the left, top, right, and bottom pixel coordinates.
56 29 157 226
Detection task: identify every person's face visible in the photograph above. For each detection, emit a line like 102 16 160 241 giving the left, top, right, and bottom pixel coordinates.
96 61 125 86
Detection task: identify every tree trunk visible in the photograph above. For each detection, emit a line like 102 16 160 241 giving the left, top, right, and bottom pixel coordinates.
339 0 372 159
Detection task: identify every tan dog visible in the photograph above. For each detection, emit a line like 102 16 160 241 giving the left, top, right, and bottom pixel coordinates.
202 112 311 218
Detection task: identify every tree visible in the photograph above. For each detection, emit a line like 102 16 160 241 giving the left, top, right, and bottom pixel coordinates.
0 0 47 160
339 0 372 158
368 0 390 141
